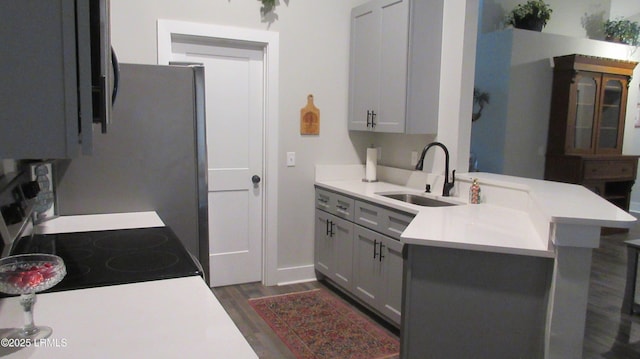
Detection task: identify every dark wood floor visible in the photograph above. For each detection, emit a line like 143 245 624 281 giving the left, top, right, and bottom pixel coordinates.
212 218 640 359
584 220 640 359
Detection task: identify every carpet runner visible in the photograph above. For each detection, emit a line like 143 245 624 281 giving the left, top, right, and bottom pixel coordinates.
249 288 399 359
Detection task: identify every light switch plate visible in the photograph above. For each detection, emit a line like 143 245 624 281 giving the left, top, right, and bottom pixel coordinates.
286 152 296 167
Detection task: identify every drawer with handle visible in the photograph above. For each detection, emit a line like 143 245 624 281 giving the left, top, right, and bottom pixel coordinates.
355 200 415 240
583 159 637 180
315 188 355 221
381 209 415 240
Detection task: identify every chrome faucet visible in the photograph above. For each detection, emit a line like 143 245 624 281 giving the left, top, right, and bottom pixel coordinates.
415 141 456 197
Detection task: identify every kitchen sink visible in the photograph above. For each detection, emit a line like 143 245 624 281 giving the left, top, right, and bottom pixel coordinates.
379 193 458 207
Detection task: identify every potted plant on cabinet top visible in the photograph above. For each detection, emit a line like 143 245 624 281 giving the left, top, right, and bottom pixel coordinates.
505 0 553 32
604 19 640 46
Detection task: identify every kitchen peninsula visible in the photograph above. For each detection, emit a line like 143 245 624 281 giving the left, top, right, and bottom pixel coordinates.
314 164 636 359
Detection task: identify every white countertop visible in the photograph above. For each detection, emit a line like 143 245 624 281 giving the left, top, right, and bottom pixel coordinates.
469 172 638 227
35 211 165 234
0 277 257 359
316 179 554 257
0 212 257 358
315 166 637 257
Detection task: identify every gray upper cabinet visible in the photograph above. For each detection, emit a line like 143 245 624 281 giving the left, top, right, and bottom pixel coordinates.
348 0 444 134
0 1 107 159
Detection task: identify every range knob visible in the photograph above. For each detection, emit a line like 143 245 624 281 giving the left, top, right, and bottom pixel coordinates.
1 203 25 225
21 181 40 199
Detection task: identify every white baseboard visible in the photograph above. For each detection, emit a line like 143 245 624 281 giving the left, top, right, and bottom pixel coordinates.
277 264 316 286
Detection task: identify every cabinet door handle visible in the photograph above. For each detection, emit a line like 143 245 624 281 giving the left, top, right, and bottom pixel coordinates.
328 221 335 237
379 243 385 262
371 111 376 128
366 110 372 128
373 239 378 259
326 219 330 236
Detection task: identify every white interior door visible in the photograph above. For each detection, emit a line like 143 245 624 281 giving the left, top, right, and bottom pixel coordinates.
172 40 264 287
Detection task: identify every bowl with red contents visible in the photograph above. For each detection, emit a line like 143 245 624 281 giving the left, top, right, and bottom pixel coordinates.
0 254 66 295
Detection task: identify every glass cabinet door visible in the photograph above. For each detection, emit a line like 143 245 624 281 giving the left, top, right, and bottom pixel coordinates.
573 75 598 152
597 77 624 152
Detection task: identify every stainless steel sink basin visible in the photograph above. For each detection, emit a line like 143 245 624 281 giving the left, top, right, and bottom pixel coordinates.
380 193 457 207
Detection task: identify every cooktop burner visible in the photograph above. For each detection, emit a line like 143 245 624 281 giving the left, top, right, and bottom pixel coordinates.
94 232 169 251
105 251 180 272
6 226 202 295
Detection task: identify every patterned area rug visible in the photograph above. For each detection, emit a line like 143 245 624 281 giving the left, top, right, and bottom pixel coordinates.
248 288 399 359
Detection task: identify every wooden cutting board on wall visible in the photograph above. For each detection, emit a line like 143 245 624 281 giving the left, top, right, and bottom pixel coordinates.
300 94 320 135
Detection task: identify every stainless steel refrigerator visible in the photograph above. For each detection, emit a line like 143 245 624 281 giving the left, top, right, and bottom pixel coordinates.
54 63 209 280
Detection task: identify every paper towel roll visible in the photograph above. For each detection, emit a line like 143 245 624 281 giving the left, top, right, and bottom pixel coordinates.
365 148 377 182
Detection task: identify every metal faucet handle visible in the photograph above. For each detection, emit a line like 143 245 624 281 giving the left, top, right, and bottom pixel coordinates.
443 170 456 197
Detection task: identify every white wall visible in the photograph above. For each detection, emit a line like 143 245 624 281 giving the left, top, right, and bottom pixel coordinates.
110 0 478 282
110 0 372 281
472 30 512 174
610 0 640 19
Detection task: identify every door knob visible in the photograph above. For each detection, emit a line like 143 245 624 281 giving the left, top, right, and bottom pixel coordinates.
252 175 261 184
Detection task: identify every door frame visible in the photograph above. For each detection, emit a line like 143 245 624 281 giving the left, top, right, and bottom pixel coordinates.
157 20 279 286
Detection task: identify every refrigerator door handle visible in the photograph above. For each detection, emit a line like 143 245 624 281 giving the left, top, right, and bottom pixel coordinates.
94 0 113 134
111 47 119 105
99 47 119 134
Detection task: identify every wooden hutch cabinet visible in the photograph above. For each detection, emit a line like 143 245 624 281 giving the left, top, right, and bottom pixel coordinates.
545 54 638 217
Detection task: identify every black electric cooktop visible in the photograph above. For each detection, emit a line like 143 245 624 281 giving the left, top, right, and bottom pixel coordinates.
6 226 202 295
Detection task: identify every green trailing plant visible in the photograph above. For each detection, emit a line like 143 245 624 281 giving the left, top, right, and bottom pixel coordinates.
472 88 490 122
260 0 276 15
604 18 640 46
505 0 553 31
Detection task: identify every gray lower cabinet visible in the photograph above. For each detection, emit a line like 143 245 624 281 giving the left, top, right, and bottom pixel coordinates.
315 186 412 327
380 236 403 323
352 225 381 307
315 210 354 290
401 245 552 358
353 225 403 325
